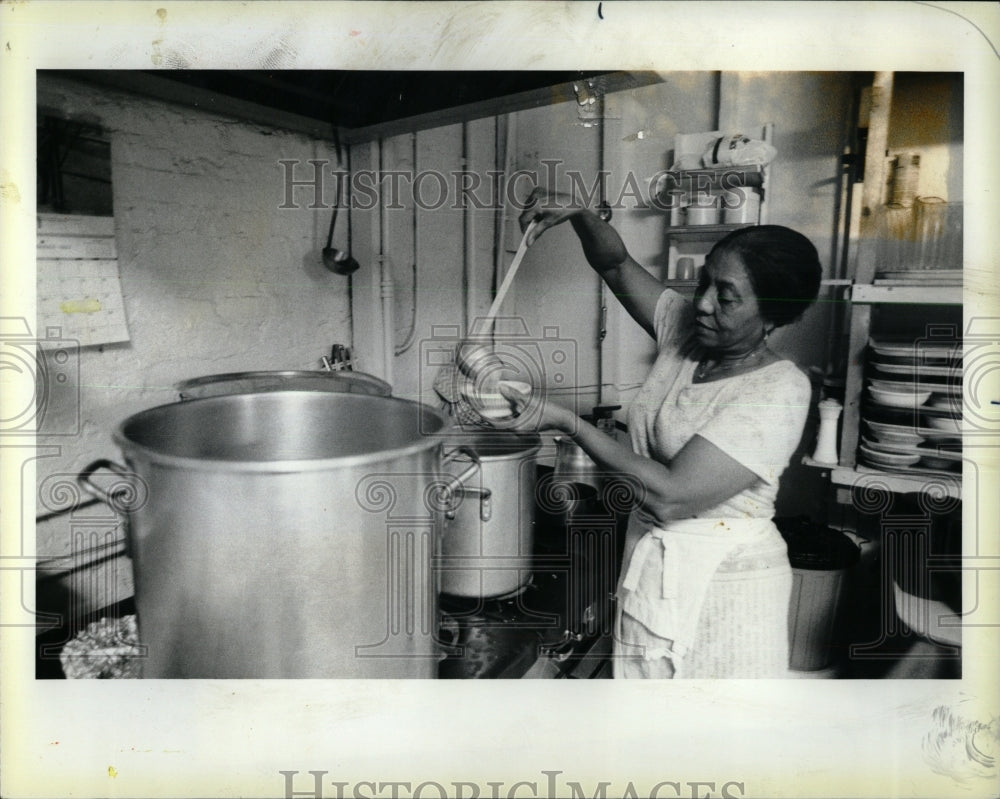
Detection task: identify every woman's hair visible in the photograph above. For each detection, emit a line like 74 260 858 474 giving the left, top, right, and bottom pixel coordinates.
710 225 823 329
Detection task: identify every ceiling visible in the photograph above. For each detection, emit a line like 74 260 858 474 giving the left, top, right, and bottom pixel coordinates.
150 70 607 129
52 70 661 142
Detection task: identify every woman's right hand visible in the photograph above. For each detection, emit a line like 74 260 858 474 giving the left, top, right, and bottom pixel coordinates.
517 187 584 247
518 186 629 273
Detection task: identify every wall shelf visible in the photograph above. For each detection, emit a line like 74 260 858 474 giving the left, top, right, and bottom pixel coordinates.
661 126 773 280
665 223 754 239
654 165 765 198
828 466 962 500
801 456 840 470
850 283 962 306
663 279 700 289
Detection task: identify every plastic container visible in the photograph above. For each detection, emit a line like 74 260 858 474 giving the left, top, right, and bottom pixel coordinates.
891 152 921 207
722 186 760 224
777 517 861 672
686 193 720 225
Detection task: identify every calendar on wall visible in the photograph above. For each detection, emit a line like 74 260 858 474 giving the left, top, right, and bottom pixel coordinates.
36 213 130 348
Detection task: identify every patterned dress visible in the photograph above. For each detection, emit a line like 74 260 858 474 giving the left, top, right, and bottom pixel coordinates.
615 289 811 678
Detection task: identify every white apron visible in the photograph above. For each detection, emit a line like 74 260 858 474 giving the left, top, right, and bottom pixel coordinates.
614 511 787 678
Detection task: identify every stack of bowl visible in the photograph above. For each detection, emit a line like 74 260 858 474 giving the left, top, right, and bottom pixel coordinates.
862 420 925 469
867 384 932 409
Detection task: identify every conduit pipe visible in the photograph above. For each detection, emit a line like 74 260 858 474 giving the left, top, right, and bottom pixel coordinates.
380 255 394 388
462 121 475 336
596 90 607 406
394 132 419 357
369 137 394 387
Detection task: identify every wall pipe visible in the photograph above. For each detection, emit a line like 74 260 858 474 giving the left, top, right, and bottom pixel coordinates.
596 88 607 407
380 254 394 387
462 121 475 336
394 132 419 356
370 137 393 387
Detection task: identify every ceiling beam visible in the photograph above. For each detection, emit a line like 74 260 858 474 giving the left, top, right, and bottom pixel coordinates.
46 70 663 144
340 72 663 144
49 70 337 140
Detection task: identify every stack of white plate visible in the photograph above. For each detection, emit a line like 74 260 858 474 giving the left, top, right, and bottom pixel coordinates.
868 338 962 381
859 338 963 474
861 426 960 473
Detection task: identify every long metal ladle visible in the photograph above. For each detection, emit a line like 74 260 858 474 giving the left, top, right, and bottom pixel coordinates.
321 187 360 276
455 220 537 381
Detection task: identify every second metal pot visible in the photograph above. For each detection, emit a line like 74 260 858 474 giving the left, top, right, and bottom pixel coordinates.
439 433 541 598
176 369 391 400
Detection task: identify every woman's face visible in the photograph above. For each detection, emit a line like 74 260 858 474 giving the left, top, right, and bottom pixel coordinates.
692 248 767 354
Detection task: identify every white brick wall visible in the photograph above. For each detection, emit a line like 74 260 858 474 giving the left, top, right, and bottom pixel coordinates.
33 75 349 616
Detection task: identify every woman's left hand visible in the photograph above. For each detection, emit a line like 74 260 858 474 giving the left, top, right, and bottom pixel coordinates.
496 382 574 433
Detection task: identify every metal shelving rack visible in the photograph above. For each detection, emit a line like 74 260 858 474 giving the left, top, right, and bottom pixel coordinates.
832 72 963 501
660 125 773 282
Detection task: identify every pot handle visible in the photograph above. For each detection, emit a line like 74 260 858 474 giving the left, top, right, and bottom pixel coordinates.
76 458 136 513
439 446 492 522
78 459 140 559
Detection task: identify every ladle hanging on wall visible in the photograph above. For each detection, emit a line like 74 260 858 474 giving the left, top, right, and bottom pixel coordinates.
321 189 359 275
322 130 360 276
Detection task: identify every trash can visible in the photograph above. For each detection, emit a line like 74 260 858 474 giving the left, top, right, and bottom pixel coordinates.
777 517 861 672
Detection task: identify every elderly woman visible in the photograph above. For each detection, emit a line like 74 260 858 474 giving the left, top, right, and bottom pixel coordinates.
501 190 822 678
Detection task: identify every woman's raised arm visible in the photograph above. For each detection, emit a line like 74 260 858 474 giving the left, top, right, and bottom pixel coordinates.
519 189 665 339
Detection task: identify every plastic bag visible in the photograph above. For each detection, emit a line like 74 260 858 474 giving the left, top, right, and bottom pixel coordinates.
702 133 777 168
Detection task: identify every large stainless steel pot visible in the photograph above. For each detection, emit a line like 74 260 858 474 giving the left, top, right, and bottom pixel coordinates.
176 370 391 400
79 391 450 679
439 432 541 598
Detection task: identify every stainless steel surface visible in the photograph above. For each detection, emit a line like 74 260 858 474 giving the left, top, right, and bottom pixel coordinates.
454 341 507 382
176 370 391 400
439 446 491 522
439 433 541 598
82 391 447 678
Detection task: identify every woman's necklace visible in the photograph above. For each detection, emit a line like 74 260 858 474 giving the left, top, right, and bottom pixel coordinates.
695 337 769 381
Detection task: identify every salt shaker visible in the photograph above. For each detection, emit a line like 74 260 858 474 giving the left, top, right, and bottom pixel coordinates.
812 398 843 465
